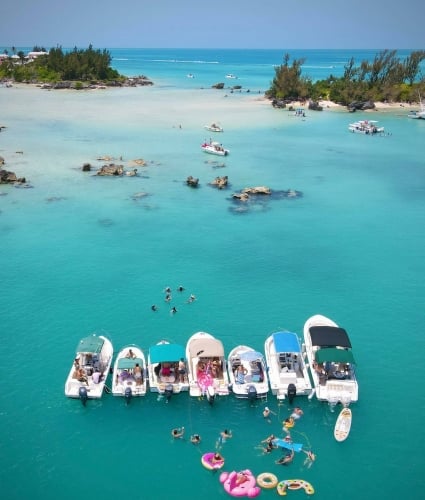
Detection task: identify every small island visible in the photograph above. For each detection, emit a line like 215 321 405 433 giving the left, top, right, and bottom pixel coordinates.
0 45 153 89
266 50 425 110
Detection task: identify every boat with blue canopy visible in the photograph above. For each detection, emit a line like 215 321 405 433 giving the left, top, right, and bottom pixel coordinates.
264 331 312 401
147 340 189 398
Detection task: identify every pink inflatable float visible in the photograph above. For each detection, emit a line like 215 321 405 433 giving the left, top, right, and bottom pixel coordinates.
219 470 261 498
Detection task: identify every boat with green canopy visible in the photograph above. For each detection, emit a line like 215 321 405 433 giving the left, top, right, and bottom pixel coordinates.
303 315 358 405
112 345 147 400
64 333 113 402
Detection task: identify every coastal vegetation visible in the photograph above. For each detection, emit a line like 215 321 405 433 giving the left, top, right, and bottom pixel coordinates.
266 50 425 105
0 45 124 84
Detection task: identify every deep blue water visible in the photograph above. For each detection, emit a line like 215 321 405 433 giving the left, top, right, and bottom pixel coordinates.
0 48 424 500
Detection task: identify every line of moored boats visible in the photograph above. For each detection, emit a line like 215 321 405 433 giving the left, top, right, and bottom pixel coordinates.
65 314 358 407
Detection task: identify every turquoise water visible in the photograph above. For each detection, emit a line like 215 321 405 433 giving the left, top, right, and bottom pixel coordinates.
1 49 424 499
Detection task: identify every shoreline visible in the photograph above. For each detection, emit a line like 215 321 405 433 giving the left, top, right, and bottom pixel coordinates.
2 82 422 113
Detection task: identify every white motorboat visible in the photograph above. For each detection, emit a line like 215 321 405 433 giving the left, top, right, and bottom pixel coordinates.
407 92 425 119
187 73 195 78
204 122 223 132
201 141 229 156
185 331 230 403
264 331 312 401
303 314 358 405
112 345 147 400
348 120 384 134
227 345 269 399
64 333 113 404
225 74 237 79
147 340 189 400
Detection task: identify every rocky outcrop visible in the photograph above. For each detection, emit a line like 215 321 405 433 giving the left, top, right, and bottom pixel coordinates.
0 169 26 184
96 164 124 176
82 163 91 171
186 176 199 187
212 82 224 89
232 186 271 201
210 176 228 189
308 100 323 111
347 100 375 112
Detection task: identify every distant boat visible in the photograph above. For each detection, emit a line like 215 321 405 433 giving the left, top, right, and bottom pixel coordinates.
225 74 237 79
201 141 229 156
348 120 384 134
204 122 223 132
408 92 425 119
187 73 194 78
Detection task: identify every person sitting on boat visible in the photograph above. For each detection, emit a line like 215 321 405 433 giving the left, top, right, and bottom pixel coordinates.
92 368 101 384
161 363 172 377
76 367 89 385
134 363 143 385
235 364 247 384
178 358 186 383
126 349 136 359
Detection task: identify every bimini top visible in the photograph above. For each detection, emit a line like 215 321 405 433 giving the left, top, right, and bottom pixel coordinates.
272 331 301 353
309 326 352 348
187 336 225 358
118 358 144 369
149 343 185 364
76 335 105 354
315 348 356 365
240 350 263 362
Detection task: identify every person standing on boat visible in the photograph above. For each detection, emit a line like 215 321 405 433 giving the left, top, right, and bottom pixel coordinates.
178 358 186 382
235 365 247 384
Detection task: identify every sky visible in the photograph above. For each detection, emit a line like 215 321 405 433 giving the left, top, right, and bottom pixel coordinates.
1 0 423 50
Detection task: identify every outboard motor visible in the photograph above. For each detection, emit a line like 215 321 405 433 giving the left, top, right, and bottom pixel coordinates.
124 387 132 405
164 384 173 403
247 384 257 402
287 383 296 404
79 386 88 407
207 385 215 405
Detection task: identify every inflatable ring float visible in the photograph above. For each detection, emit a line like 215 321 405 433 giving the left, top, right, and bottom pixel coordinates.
257 472 278 489
277 479 315 496
201 452 224 470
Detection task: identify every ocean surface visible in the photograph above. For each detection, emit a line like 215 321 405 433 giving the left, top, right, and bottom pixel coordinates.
0 48 424 500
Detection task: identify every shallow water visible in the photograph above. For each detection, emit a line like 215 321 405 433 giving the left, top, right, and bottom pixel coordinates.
0 49 424 500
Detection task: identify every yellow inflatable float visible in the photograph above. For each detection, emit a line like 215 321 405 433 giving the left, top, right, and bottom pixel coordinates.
277 479 315 496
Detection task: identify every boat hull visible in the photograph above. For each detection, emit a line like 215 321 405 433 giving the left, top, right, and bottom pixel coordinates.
227 345 269 399
147 340 189 394
264 331 312 400
64 334 113 399
185 331 230 398
303 315 358 404
112 345 147 397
